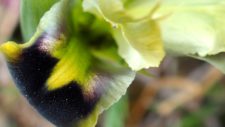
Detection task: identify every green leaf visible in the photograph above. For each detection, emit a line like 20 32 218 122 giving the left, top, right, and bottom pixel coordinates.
104 95 129 127
20 0 59 41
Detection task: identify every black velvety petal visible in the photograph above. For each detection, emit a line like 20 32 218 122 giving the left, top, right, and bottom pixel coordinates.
7 41 98 127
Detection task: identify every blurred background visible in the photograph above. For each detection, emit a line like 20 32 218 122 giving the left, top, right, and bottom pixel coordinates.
0 0 225 127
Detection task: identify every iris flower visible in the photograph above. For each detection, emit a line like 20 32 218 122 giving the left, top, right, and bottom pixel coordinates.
1 0 225 127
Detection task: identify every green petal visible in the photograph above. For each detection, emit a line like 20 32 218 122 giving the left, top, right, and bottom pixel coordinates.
78 61 135 127
152 1 225 74
148 1 225 57
113 19 164 71
192 53 225 74
124 1 225 55
127 0 225 73
83 0 165 71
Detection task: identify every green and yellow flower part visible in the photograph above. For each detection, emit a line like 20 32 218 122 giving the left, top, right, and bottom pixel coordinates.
1 0 225 127
1 1 135 126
